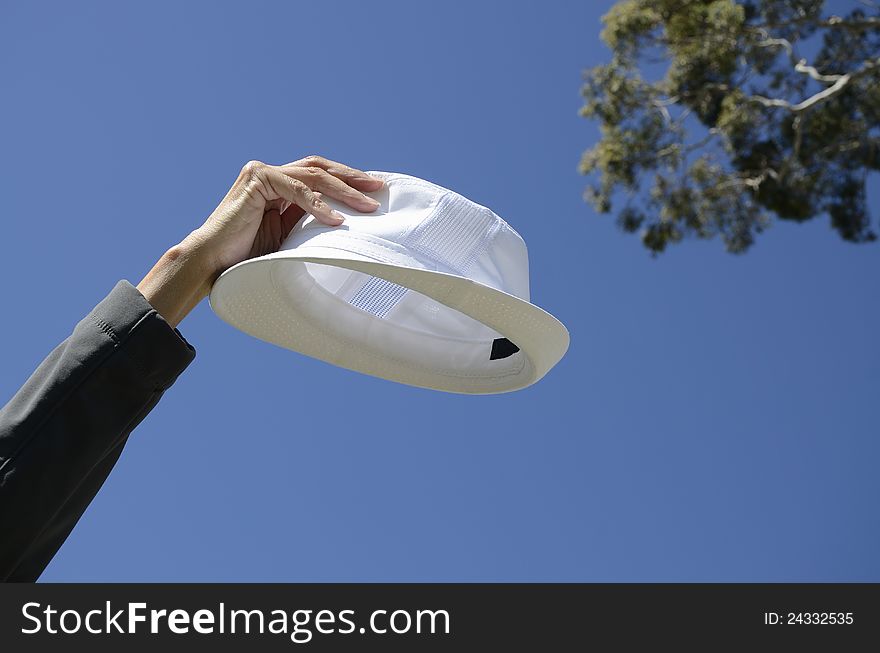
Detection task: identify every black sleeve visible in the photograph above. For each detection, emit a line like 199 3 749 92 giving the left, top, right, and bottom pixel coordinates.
0 280 196 581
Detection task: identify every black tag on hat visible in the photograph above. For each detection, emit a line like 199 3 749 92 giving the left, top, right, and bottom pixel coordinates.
490 338 520 360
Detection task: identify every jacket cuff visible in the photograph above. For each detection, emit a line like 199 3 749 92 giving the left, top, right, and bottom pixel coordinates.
87 280 196 390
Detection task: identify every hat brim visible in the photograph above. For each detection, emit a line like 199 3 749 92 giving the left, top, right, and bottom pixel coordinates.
209 246 570 394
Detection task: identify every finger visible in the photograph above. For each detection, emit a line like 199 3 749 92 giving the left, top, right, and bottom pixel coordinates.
278 192 321 238
263 166 344 226
283 155 384 192
280 202 306 238
284 166 381 213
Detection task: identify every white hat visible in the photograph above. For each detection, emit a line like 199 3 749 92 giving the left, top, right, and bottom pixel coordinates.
209 171 569 394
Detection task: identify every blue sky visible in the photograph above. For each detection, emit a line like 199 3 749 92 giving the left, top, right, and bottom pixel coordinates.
1 1 878 581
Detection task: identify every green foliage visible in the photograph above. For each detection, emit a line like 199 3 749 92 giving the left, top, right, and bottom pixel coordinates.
580 0 880 254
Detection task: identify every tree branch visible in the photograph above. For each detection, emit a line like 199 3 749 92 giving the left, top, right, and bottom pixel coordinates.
684 128 720 154
716 169 779 191
794 58 844 83
651 98 673 124
753 35 794 57
750 57 880 112
750 14 880 31
751 29 844 83
821 14 880 29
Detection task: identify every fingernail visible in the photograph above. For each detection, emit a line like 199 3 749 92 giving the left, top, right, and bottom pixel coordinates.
366 196 380 207
331 210 345 223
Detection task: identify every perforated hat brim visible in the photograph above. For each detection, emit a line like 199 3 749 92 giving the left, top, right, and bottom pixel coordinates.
209 246 569 394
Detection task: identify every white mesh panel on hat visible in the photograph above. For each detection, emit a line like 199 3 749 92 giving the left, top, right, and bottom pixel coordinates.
338 190 502 319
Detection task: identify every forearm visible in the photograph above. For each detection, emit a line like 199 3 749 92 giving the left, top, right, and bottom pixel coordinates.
0 282 195 581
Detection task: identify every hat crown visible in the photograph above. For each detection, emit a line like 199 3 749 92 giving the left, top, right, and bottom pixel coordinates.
282 172 530 303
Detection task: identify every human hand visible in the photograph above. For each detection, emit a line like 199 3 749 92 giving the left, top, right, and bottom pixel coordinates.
191 155 384 277
137 155 383 327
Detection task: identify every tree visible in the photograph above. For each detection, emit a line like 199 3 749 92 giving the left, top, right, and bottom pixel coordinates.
579 0 880 254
